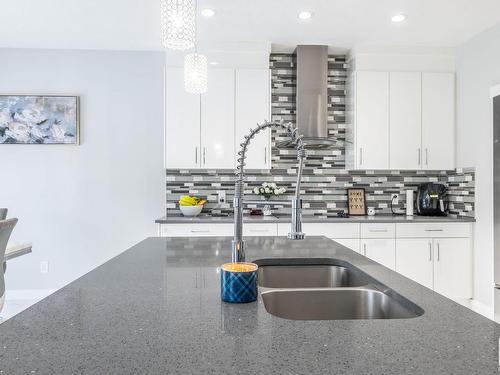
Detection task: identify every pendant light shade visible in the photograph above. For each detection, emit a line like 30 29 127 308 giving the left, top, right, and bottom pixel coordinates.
184 53 208 94
160 0 195 50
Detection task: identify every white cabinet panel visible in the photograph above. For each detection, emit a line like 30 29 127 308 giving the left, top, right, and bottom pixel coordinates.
243 223 277 237
355 72 390 169
360 223 395 238
389 72 422 170
422 73 455 170
361 239 396 270
395 239 434 289
433 238 472 299
334 238 361 253
396 223 471 238
302 223 360 238
160 223 233 237
201 69 235 169
235 69 270 169
165 67 200 169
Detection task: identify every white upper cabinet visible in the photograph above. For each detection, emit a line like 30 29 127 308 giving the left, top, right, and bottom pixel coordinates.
165 67 271 170
389 72 422 170
422 73 455 170
165 67 200 169
353 71 390 169
235 69 271 169
201 69 235 169
347 70 455 171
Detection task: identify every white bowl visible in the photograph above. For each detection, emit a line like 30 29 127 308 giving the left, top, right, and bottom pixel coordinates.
179 205 203 217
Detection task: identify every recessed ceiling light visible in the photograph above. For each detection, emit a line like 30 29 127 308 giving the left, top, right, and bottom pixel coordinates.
201 8 216 17
391 13 407 23
209 61 218 66
298 11 312 20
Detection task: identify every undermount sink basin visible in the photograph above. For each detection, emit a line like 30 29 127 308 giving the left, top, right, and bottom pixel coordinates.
253 259 424 321
257 265 370 289
261 288 423 320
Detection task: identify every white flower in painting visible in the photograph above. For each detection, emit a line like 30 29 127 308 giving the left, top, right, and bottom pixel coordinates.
262 182 268 188
259 187 265 194
5 122 30 143
270 183 277 188
253 187 259 194
264 187 271 194
50 124 66 142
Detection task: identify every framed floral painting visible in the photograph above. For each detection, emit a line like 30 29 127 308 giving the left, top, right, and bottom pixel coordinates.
0 95 79 144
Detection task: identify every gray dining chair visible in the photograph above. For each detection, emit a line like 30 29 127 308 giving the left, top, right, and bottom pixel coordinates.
0 208 7 220
0 218 18 313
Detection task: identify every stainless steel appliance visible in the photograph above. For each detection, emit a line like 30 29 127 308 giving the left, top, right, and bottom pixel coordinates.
492 85 500 319
416 183 448 216
276 45 336 150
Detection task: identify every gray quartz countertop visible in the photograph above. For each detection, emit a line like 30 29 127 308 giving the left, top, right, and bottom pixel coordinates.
0 236 496 374
156 214 476 224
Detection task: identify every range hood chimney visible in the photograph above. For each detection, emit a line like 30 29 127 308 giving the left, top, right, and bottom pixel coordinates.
277 45 336 150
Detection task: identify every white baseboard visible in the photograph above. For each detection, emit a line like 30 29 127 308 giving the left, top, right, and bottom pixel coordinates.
4 289 56 301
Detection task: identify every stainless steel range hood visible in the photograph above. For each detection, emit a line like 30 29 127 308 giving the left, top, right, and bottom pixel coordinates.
277 45 336 150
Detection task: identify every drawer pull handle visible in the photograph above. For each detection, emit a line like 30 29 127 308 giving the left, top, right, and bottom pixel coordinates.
428 243 432 261
425 229 444 232
191 230 210 233
369 229 388 233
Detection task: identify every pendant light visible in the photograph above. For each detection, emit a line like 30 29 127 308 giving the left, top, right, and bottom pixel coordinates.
183 0 208 93
160 0 195 50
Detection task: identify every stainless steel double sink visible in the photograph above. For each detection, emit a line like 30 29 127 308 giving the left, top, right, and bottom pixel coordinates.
253 259 424 321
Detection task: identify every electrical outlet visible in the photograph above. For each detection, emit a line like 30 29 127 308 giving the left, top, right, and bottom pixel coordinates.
40 261 49 274
391 194 399 205
218 191 226 204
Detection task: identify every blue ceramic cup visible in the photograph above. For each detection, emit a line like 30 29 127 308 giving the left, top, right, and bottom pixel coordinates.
220 262 258 303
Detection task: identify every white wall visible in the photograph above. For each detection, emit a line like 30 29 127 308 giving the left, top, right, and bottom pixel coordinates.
0 49 165 292
456 22 500 307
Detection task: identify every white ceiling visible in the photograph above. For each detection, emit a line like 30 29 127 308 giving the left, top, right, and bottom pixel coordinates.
1 0 499 52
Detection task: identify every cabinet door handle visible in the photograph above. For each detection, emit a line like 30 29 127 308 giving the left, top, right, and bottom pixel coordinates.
203 147 206 165
264 147 267 164
195 147 198 165
437 243 440 261
428 242 432 261
418 148 421 166
425 148 429 166
359 148 363 166
363 243 367 256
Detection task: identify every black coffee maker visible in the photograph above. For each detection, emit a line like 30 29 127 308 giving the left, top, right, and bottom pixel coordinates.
416 183 448 216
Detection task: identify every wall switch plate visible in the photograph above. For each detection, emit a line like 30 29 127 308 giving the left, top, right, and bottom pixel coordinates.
40 261 49 273
391 194 399 205
218 191 226 204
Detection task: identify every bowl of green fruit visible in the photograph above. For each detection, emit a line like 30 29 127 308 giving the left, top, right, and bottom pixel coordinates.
178 196 207 217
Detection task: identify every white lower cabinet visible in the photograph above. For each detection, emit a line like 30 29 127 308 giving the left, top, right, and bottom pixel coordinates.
334 238 361 253
361 239 396 270
158 221 473 300
432 238 472 299
395 237 472 300
395 239 434 289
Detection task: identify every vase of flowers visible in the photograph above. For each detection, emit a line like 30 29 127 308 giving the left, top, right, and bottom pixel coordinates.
253 182 286 216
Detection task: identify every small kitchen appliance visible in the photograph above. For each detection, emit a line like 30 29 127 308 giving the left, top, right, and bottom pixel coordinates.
416 183 448 216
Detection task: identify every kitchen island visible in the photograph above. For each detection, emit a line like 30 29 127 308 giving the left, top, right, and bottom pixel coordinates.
0 236 498 374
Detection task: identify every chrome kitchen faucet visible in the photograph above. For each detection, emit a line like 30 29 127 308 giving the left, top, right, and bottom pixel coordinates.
232 121 307 262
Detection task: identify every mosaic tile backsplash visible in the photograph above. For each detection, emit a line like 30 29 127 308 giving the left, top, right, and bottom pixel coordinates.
165 54 475 218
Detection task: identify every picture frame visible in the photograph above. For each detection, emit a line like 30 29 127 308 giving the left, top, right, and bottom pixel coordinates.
0 95 80 145
347 188 366 216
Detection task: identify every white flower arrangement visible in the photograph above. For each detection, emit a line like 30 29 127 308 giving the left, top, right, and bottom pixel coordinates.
253 182 286 200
